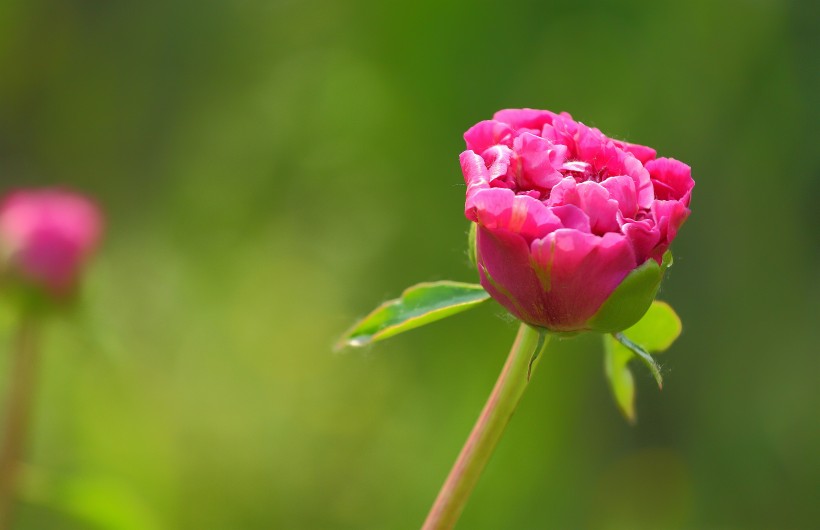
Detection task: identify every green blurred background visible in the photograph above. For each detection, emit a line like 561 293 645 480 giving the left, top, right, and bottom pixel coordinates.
1 0 818 528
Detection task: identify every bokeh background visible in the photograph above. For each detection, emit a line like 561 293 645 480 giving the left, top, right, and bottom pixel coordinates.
1 0 818 529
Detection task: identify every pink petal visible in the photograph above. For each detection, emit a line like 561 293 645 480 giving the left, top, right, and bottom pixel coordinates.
476 226 550 326
622 154 655 209
481 145 515 182
646 157 694 205
464 120 515 153
650 199 691 258
511 133 567 191
492 108 559 130
460 150 490 190
612 140 657 164
467 188 563 241
551 204 591 233
528 230 637 331
574 123 612 164
601 175 638 219
623 219 661 264
547 178 620 235
541 114 582 156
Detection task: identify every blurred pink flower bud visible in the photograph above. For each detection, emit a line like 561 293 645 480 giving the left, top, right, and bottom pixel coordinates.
461 109 693 332
0 189 103 298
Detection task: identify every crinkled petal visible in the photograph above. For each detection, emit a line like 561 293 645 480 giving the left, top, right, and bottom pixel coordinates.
528 230 637 331
612 139 657 164
464 120 515 153
650 199 691 259
601 175 638 219
493 108 559 130
511 133 567 191
482 145 515 182
570 129 655 210
541 114 582 155
467 188 563 241
547 178 620 235
460 150 490 190
476 226 550 326
622 154 654 208
646 157 694 205
551 204 591 233
574 124 613 163
623 219 661 265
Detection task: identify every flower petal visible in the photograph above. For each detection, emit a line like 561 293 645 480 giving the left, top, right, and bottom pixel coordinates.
622 154 655 209
650 199 691 259
540 113 582 156
481 145 515 182
551 204 591 233
612 139 657 164
646 157 694 205
623 219 661 264
528 230 637 331
511 133 567 191
467 188 564 241
493 108 559 130
476 226 548 326
464 120 515 153
601 175 638 219
547 178 620 235
460 150 490 191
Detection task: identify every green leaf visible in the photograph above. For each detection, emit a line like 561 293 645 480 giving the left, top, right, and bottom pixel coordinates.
587 251 673 333
604 335 637 424
620 299 682 353
603 299 683 423
614 332 664 389
335 281 489 350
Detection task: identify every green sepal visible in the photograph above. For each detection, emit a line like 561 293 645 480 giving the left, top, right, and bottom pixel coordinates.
467 222 478 269
335 281 489 350
603 300 682 423
587 251 673 333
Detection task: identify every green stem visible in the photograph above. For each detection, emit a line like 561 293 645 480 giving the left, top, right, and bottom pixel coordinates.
0 316 38 530
421 323 550 530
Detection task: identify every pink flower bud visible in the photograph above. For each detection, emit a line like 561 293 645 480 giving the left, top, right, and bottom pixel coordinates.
462 110 693 332
0 189 103 298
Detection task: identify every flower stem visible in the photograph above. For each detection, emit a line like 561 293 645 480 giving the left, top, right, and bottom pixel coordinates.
0 316 39 530
421 323 550 530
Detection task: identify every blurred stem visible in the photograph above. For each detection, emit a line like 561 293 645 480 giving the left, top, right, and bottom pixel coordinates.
0 315 39 530
421 323 549 530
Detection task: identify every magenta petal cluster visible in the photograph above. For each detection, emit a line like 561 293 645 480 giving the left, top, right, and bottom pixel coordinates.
0 189 103 298
461 109 693 332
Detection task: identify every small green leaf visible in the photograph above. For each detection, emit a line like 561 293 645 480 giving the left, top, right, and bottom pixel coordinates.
587 251 673 333
603 300 683 423
621 300 682 353
614 332 664 389
335 281 489 350
604 337 637 423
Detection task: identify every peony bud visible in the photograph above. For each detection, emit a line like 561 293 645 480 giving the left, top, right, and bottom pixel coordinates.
0 189 103 299
461 109 693 333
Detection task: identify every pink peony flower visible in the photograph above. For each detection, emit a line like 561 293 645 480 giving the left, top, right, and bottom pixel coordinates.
0 189 103 298
461 109 693 332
